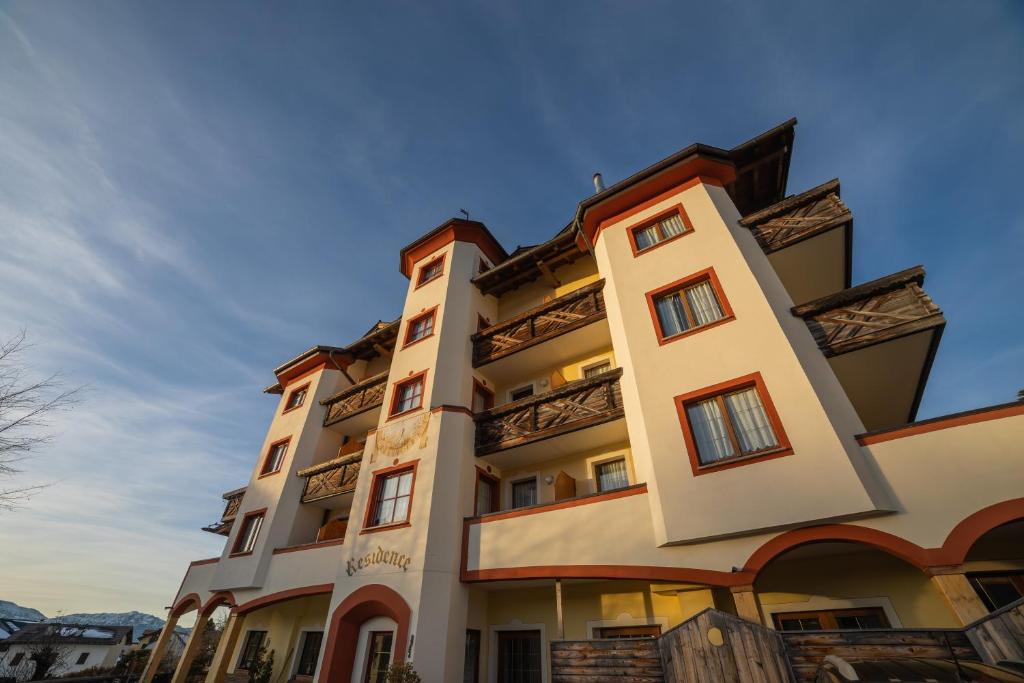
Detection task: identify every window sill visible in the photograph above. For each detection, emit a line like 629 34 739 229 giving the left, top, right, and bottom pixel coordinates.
257 469 281 479
228 550 254 558
414 274 442 289
359 521 411 535
387 405 424 422
693 446 794 475
401 332 435 350
281 403 306 415
632 228 693 257
657 315 735 346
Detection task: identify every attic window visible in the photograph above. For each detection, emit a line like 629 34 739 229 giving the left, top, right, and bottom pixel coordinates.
416 255 445 287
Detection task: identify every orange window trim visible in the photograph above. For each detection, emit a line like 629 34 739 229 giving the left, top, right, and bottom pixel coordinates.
258 436 291 477
644 266 735 346
281 382 311 415
471 378 494 413
230 508 268 556
387 369 429 420
402 307 438 348
415 253 446 289
473 466 501 515
360 459 420 534
624 203 695 257
674 372 793 476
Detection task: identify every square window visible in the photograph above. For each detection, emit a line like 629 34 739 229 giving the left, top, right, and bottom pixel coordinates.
630 208 692 254
511 479 537 509
646 268 734 344
390 374 425 417
261 439 289 475
404 310 436 346
368 468 415 527
595 458 629 492
509 385 534 402
284 384 309 412
232 511 265 554
417 256 444 286
583 362 612 379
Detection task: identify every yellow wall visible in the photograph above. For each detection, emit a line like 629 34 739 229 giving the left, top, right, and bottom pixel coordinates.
492 347 615 405
227 595 330 679
495 256 599 323
497 442 634 504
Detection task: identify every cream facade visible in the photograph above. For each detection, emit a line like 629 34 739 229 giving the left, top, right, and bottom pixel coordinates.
142 119 1024 683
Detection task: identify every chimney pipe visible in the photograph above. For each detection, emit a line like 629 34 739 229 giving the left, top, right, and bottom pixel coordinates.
592 173 604 194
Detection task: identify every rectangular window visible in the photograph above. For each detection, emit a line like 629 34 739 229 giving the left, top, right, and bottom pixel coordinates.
511 479 537 509
76 653 89 665
970 572 1024 610
595 459 629 492
284 384 309 412
10 653 24 666
404 310 436 346
509 385 534 402
296 631 323 677
261 439 289 475
363 631 393 683
370 469 414 527
237 630 267 670
497 630 542 683
686 387 779 465
583 362 612 379
653 280 725 338
632 211 690 252
475 472 499 515
390 375 425 416
596 625 662 639
232 511 265 554
417 256 444 286
462 629 481 683
773 607 890 631
472 381 494 413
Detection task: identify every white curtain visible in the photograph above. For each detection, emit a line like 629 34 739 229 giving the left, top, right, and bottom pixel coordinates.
684 281 724 326
634 225 659 250
597 459 629 491
724 389 778 454
655 293 690 336
513 480 537 508
686 399 735 463
476 479 493 515
660 214 686 237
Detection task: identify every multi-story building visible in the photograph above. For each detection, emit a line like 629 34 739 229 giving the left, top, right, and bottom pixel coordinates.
141 119 1024 683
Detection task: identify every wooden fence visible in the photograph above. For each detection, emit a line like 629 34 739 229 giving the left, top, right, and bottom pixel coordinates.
551 638 664 683
966 597 1024 667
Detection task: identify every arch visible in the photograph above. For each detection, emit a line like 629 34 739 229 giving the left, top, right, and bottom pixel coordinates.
940 497 1024 566
743 524 933 576
201 591 236 617
317 584 412 683
234 584 334 616
170 593 202 619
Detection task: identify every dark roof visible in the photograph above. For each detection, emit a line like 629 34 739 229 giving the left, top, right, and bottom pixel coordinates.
5 623 133 646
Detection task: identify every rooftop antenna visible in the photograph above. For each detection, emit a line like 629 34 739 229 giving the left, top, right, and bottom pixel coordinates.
593 172 605 193
459 209 470 221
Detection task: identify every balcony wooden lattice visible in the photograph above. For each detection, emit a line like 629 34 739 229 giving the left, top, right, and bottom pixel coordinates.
472 279 607 367
475 368 624 455
298 455 362 503
792 266 944 357
201 486 246 536
740 178 851 253
321 371 388 427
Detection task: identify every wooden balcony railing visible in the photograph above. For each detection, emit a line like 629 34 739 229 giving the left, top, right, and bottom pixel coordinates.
472 279 606 367
792 266 944 357
201 486 246 536
740 179 851 253
475 368 624 455
297 455 362 503
321 371 388 427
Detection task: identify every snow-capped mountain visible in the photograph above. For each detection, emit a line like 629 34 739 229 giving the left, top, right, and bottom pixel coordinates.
0 600 45 621
1 601 184 640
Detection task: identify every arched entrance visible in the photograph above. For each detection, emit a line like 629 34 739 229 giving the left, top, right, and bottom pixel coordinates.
317 585 412 683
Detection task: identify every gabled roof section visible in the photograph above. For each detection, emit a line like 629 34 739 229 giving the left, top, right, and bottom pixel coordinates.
472 224 584 297
6 623 133 646
399 217 508 278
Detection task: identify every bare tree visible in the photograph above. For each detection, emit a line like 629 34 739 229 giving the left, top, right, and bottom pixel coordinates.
0 330 81 511
0 625 74 682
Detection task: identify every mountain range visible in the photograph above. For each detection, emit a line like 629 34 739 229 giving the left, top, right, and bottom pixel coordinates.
0 601 183 639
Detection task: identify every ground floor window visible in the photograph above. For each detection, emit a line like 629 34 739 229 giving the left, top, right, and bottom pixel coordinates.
772 607 890 631
296 631 323 677
596 625 662 639
75 652 89 665
511 479 537 509
497 630 542 683
462 629 481 683
363 631 393 683
970 572 1024 610
237 630 267 670
595 458 629 492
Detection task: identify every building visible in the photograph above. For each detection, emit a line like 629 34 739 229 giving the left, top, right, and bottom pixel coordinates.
141 119 1024 683
0 623 133 681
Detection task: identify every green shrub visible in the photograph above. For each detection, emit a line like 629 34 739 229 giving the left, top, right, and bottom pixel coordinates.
385 662 420 683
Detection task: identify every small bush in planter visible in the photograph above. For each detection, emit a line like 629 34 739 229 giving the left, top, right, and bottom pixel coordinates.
385 662 420 683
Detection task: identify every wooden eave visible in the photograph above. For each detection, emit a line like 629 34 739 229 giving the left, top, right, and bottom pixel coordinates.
222 486 247 500
725 118 796 216
472 227 584 297
399 217 509 277
344 319 400 361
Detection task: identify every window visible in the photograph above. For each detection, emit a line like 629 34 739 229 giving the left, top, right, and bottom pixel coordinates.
596 625 662 639
296 631 323 677
595 458 629 492
970 572 1024 610
232 511 265 554
237 631 267 670
390 374 425 417
369 469 414 527
509 385 534 402
631 209 691 253
511 479 537 509
284 384 309 412
363 631 393 683
773 607 890 631
653 280 724 338
76 653 89 665
462 629 481 683
686 387 779 465
404 310 436 346
9 652 24 667
583 362 612 379
497 630 542 683
261 439 289 476
475 472 499 515
472 381 494 413
416 255 444 286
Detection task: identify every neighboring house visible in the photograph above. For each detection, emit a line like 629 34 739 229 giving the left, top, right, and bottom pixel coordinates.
0 620 37 642
0 623 133 681
141 118 1024 683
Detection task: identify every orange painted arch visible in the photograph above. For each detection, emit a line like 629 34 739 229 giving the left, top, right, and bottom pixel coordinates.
170 593 202 618
233 584 334 616
939 497 1024 565
201 591 236 617
317 584 411 683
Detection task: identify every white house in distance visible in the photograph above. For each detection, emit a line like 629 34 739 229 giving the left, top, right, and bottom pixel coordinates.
0 623 133 681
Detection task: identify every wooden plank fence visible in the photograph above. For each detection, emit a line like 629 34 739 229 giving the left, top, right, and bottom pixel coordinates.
965 597 1024 667
551 638 664 683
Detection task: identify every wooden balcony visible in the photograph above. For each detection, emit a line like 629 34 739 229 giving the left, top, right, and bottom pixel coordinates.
297 455 361 504
201 486 246 536
741 179 851 253
475 368 624 457
321 371 388 428
472 279 606 368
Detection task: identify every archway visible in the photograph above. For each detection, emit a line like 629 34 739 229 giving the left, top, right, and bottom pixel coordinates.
957 517 1024 612
317 585 412 683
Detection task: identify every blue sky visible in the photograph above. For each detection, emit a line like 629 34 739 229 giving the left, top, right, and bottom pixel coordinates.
0 1 1021 619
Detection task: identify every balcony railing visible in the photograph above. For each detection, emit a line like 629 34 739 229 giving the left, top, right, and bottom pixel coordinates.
792 266 944 357
475 368 624 455
321 371 388 427
297 455 362 503
201 486 246 536
472 280 606 367
740 178 851 253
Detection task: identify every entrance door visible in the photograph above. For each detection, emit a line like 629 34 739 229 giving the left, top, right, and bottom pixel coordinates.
362 631 393 683
496 630 542 683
